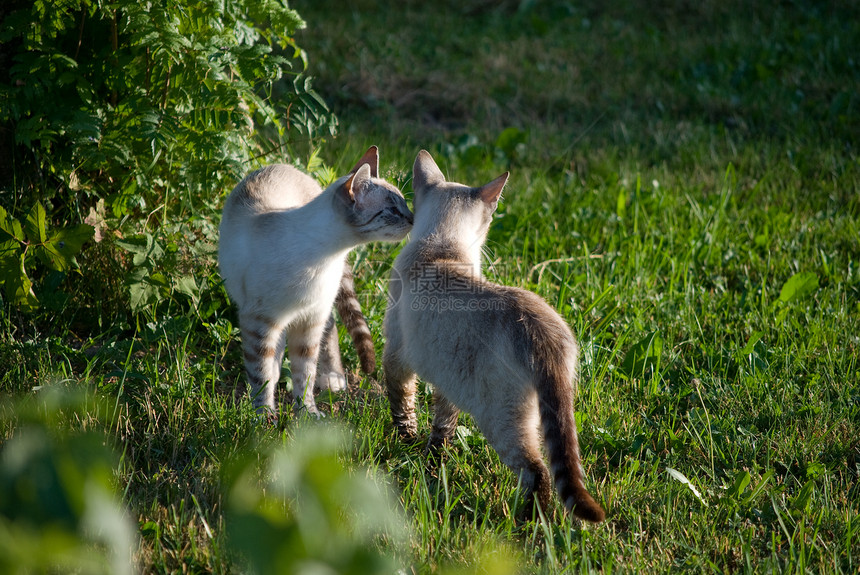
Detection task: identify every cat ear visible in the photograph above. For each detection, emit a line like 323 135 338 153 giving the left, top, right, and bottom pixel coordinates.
412 150 445 191
477 172 509 207
341 163 373 204
348 145 379 178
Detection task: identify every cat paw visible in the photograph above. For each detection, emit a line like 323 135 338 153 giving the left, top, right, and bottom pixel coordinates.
294 401 325 419
425 435 450 458
393 416 419 443
254 406 279 426
317 371 347 393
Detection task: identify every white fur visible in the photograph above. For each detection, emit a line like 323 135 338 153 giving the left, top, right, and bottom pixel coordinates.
220 153 411 418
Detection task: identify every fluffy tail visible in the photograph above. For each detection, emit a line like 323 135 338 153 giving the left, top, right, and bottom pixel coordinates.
534 335 605 523
334 265 377 374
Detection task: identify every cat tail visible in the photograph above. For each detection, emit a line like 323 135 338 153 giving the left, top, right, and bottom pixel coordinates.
335 265 377 374
533 331 606 523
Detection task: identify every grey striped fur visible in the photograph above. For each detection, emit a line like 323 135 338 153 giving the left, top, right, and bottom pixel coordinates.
335 266 376 374
383 150 604 522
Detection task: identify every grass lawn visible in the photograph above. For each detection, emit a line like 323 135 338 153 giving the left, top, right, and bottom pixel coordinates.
2 0 859 572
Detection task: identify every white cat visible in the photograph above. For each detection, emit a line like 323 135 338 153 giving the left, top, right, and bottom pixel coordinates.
219 147 412 418
383 151 604 521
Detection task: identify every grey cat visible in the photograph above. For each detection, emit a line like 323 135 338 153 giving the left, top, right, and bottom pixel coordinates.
383 150 605 522
219 147 413 418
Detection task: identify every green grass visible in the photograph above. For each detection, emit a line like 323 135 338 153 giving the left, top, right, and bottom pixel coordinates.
2 0 859 572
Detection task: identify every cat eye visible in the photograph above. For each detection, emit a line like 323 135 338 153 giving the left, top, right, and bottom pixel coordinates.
359 206 410 228
391 206 413 221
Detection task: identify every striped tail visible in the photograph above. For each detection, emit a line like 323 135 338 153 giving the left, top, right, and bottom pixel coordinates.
534 345 605 523
335 265 377 374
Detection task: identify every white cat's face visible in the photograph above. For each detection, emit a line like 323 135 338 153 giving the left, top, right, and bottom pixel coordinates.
334 161 413 242
352 173 413 241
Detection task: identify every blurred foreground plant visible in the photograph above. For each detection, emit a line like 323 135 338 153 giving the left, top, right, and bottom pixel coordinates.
0 389 412 574
0 388 137 574
224 425 403 575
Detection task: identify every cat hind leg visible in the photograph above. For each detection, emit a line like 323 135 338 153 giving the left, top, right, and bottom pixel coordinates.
427 393 460 455
316 312 347 393
287 316 328 417
499 443 553 519
478 400 553 517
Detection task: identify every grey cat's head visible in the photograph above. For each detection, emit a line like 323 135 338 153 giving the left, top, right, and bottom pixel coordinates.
410 149 508 250
333 146 413 242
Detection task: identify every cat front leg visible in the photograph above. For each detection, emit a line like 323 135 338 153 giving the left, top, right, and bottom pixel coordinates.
316 311 347 393
287 317 328 417
239 312 284 420
382 349 419 442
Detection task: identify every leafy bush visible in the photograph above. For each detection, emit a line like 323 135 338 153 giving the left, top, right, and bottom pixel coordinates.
0 202 93 310
0 0 336 319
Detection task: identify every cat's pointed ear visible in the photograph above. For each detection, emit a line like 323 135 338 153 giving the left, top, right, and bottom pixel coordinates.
477 172 509 208
349 146 379 178
341 163 372 204
412 150 445 191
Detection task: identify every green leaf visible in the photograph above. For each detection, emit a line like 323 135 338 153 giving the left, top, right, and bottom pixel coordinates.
115 234 163 266
128 273 161 313
724 470 751 502
0 252 38 311
42 225 95 271
0 241 21 290
148 272 169 288
791 479 815 515
24 202 48 244
740 331 765 355
778 271 819 303
0 407 136 575
616 188 627 218
175 275 200 304
223 426 400 575
0 238 20 263
114 236 147 254
0 206 25 243
741 470 774 507
621 330 663 376
495 127 527 159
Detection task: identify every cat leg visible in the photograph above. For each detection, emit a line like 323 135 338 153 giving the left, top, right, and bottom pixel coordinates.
477 399 553 516
335 264 376 374
239 312 285 420
382 348 419 442
269 325 288 418
495 438 553 516
316 312 347 393
287 316 328 417
515 455 553 519
427 392 460 454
